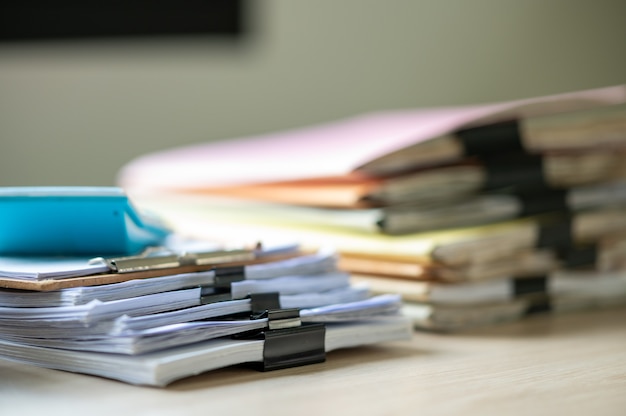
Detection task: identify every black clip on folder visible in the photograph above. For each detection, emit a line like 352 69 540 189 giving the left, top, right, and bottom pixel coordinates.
199 266 247 304
238 292 327 372
512 276 551 315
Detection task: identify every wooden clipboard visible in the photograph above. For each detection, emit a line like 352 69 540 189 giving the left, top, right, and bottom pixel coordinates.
0 251 301 292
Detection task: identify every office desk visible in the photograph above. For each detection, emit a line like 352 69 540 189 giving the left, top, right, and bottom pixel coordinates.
2 307 625 416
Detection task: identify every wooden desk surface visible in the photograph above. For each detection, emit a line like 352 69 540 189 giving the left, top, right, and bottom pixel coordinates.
2 307 625 416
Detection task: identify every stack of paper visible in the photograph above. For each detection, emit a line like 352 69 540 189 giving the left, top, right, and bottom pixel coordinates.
0 246 412 385
118 85 626 331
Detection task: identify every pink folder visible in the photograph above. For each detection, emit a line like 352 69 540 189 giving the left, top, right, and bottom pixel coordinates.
119 85 625 191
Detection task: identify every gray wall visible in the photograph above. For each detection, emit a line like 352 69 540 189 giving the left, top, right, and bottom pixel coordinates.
1 0 625 186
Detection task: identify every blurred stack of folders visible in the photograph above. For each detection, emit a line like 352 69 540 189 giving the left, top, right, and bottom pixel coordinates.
119 85 626 331
0 188 410 386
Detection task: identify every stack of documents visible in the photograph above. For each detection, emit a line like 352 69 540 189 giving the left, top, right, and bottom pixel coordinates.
0 196 411 385
118 85 626 330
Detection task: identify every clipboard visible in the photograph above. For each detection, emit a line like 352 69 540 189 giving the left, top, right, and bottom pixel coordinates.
0 248 302 292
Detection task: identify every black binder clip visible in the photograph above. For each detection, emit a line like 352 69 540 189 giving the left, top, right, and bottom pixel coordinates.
237 293 326 371
248 292 282 314
512 276 552 315
457 120 524 156
256 309 326 371
558 244 598 269
535 215 599 269
199 266 246 304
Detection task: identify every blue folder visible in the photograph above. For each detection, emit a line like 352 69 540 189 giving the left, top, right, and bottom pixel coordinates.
0 187 170 256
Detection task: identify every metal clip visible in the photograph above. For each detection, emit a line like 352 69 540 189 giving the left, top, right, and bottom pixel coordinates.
235 305 326 371
91 247 257 274
265 308 302 331
90 247 180 273
180 249 255 266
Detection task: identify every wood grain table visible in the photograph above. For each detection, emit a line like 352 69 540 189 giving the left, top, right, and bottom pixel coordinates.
2 306 625 416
